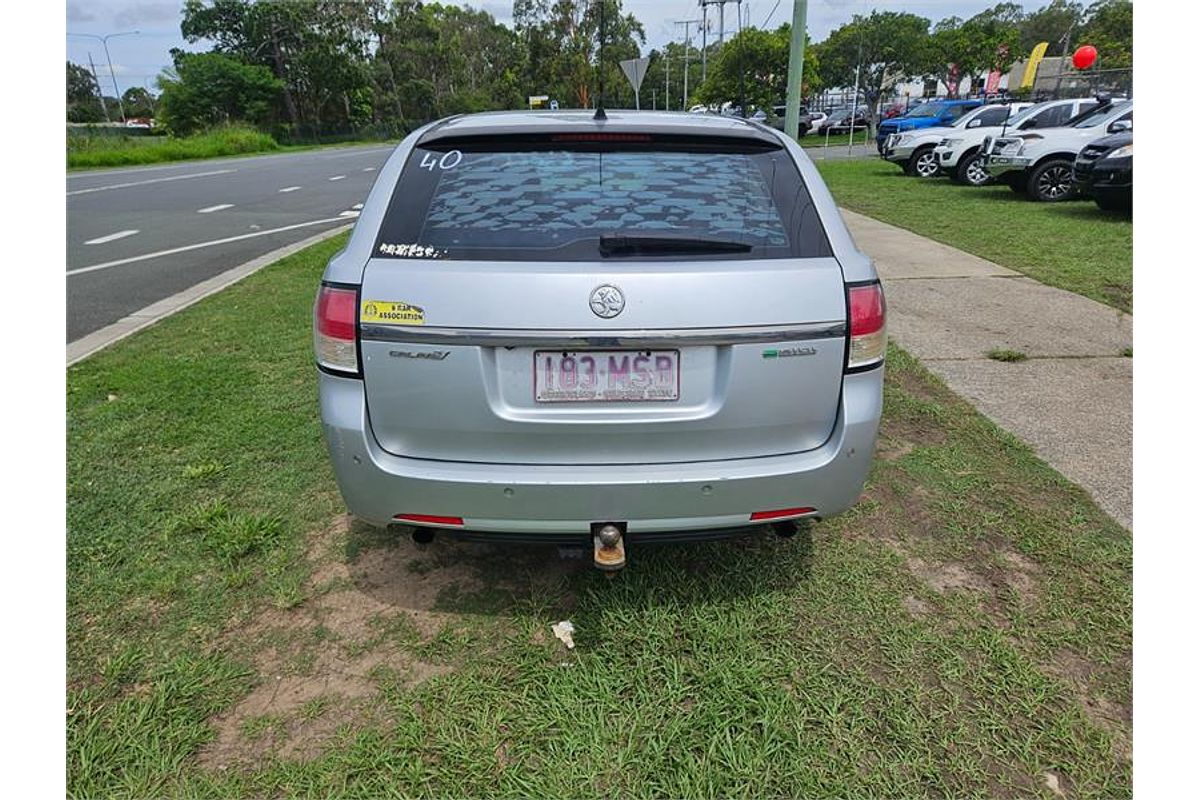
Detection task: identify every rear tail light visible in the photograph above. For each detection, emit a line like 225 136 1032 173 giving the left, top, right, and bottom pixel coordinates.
314 284 359 375
847 282 886 371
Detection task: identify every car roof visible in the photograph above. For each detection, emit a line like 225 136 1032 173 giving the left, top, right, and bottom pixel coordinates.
418 110 780 145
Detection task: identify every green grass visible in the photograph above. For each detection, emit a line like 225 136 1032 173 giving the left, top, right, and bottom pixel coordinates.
66 125 399 171
67 125 282 169
987 349 1030 363
800 132 863 149
68 234 1131 797
816 158 1133 313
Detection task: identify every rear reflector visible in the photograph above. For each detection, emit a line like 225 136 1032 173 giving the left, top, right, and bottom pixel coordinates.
750 507 816 521
393 513 465 526
847 282 886 370
314 284 359 374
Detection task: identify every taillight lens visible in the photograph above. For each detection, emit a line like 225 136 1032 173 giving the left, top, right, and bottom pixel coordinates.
314 284 359 374
847 282 886 371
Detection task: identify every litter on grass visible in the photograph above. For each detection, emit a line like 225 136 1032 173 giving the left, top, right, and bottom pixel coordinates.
551 620 575 649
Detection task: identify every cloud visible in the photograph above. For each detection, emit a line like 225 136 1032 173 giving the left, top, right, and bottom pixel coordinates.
67 1 97 22
113 0 183 29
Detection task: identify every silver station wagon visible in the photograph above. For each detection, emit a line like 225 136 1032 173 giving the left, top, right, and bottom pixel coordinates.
315 110 885 570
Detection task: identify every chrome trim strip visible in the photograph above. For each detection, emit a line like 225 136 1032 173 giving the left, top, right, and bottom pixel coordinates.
360 322 847 347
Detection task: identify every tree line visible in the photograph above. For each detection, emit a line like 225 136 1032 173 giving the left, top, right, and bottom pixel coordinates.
65 0 1131 139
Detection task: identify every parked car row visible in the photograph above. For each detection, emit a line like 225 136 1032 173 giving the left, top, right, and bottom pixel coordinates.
879 95 1132 212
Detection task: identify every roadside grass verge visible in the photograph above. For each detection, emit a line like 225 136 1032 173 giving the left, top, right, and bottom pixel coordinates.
816 158 1133 313
68 233 1131 797
67 125 282 169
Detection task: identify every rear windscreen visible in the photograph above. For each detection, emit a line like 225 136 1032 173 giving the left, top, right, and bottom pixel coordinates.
373 136 832 261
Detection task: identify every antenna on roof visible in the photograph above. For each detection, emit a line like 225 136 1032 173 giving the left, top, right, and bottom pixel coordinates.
595 0 607 120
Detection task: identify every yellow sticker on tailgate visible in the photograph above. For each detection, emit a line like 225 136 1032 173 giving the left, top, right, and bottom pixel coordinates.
361 300 425 326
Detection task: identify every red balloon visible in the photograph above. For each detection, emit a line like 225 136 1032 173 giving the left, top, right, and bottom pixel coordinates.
1073 45 1098 70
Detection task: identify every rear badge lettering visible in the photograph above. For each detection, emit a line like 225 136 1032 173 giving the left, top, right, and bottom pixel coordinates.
361 300 425 325
388 350 449 361
763 347 816 359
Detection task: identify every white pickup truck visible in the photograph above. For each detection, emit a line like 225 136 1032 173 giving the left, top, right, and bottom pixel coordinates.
983 99 1133 201
933 98 1097 186
881 103 1030 177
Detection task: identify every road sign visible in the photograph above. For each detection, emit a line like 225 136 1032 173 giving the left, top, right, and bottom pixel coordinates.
528 94 549 109
619 57 651 110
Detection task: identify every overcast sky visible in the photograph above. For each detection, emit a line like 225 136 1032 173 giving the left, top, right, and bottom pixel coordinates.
65 0 1046 96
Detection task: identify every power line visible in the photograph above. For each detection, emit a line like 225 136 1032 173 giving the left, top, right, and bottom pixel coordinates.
762 0 782 29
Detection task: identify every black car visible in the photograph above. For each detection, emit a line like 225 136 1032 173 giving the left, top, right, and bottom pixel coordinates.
820 106 869 134
1073 129 1132 212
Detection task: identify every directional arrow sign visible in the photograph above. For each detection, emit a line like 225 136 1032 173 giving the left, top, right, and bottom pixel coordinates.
619 57 651 109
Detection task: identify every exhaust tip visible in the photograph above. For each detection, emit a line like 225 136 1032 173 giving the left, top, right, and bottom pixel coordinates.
411 527 436 544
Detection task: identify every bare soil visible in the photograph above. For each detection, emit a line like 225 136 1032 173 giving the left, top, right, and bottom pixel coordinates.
199 516 503 768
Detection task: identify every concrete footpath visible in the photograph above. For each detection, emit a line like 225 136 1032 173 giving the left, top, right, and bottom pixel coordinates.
841 209 1132 529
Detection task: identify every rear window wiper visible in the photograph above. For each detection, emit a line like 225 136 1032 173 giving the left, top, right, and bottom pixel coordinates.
598 235 754 257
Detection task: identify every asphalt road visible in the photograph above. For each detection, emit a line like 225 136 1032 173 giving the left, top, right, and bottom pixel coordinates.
66 144 395 342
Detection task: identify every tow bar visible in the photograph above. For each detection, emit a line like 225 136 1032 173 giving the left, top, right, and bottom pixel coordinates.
592 522 626 574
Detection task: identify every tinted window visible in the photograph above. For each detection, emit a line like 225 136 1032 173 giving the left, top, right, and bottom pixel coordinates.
1035 103 1075 128
906 104 945 118
1075 106 1131 128
972 107 1011 127
1066 100 1131 128
944 104 971 119
374 137 832 262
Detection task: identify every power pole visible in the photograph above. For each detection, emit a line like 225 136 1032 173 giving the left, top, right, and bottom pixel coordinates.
665 48 671 110
675 19 702 109
700 1 733 79
784 1 808 141
87 52 110 122
701 6 709 83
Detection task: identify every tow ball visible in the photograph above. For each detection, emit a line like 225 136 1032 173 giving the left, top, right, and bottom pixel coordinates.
592 522 627 574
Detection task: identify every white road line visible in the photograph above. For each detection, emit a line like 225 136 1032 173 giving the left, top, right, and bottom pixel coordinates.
339 210 361 218
278 186 301 193
67 168 236 197
67 224 353 366
352 203 364 209
363 167 376 172
197 203 235 214
329 175 346 181
84 229 140 245
67 216 350 277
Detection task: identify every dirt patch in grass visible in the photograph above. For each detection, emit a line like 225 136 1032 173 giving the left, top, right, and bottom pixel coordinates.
199 515 586 769
1044 647 1133 763
198 516 467 769
886 354 956 409
900 595 932 617
904 557 990 594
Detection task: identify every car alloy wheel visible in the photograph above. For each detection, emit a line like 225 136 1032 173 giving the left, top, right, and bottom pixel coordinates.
914 150 939 177
1034 162 1075 201
964 156 990 186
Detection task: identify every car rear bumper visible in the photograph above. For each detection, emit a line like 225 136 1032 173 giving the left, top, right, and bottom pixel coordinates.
318 368 883 534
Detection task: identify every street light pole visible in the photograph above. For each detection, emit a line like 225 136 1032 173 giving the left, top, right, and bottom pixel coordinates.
68 31 139 123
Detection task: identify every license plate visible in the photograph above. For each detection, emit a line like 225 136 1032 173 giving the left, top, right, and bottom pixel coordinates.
534 350 680 403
